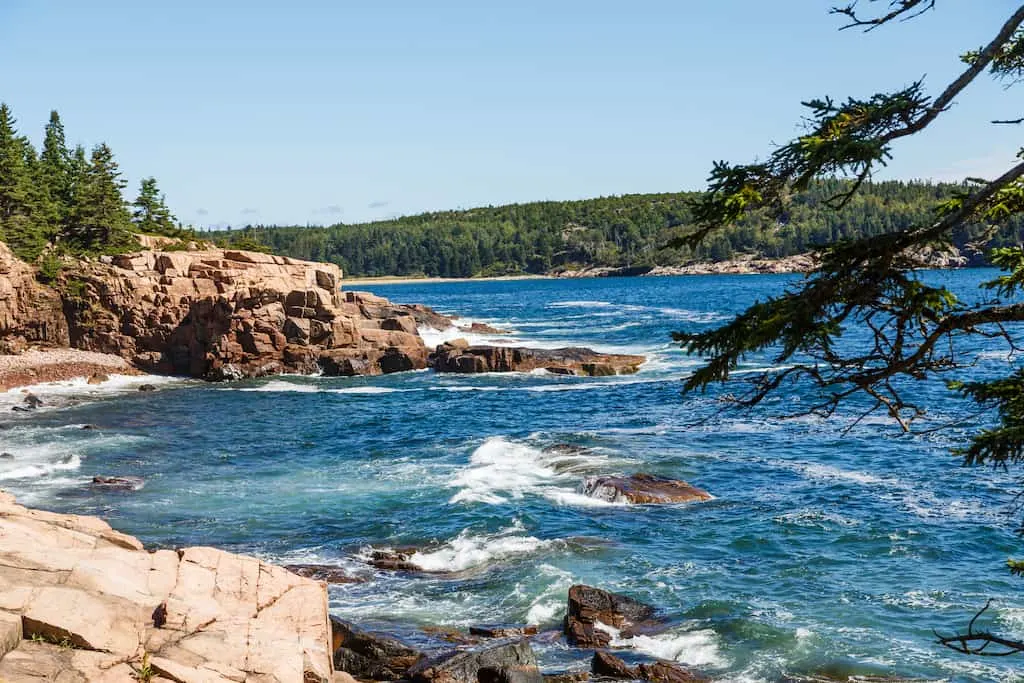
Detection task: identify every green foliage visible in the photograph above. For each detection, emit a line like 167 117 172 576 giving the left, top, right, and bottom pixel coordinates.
0 103 180 263
132 177 179 237
204 180 1020 278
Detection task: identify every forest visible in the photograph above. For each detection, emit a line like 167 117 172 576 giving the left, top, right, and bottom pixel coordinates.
0 102 181 268
210 179 1024 278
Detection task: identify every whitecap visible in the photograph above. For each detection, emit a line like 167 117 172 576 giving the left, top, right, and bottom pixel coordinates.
0 453 82 481
235 380 319 393
593 622 727 669
406 523 561 573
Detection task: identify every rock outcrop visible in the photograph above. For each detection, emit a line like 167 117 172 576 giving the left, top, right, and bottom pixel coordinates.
408 638 543 683
0 491 336 682
564 585 659 648
331 617 424 680
0 242 69 353
581 474 712 505
591 652 705 683
59 248 432 380
430 342 644 376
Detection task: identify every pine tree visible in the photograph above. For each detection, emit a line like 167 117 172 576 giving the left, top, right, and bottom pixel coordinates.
0 103 46 259
65 143 134 252
39 110 72 224
132 177 178 236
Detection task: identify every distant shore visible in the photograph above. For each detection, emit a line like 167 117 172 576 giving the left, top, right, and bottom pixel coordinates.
342 273 550 286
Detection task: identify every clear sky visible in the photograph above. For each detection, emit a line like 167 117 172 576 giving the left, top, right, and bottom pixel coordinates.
1 1 1020 227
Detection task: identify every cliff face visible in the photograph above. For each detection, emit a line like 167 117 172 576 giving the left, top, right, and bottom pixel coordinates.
0 242 69 353
0 491 335 682
59 248 436 380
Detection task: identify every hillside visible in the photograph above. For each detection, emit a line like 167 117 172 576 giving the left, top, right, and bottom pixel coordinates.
207 179 1024 278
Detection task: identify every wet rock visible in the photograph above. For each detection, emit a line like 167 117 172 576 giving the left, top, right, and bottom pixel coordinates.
366 547 425 572
581 474 711 505
90 476 145 491
423 625 480 645
408 638 543 683
460 322 511 335
80 424 99 430
331 616 424 680
0 452 13 460
284 563 366 584
565 585 659 648
23 393 43 408
86 372 109 385
430 345 645 376
138 383 157 392
544 672 592 683
591 651 637 679
470 625 540 638
636 662 707 683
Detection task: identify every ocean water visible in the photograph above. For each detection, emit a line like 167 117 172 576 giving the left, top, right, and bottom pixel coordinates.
1 271 1023 682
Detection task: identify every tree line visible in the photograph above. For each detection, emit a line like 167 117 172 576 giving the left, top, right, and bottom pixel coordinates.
0 102 182 264
209 179 1024 278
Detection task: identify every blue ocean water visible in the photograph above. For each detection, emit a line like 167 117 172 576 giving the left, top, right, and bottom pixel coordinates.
1 271 1022 682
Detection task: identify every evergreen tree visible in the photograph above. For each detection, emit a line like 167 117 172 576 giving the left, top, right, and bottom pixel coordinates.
39 110 72 224
132 177 178 236
0 104 46 259
65 143 134 252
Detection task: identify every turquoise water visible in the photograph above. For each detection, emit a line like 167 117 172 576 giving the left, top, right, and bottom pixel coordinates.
1 271 1023 682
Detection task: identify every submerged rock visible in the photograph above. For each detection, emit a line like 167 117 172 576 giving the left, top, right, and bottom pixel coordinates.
284 563 366 584
331 616 424 680
86 372 108 385
0 452 12 460
408 638 543 683
90 475 145 491
137 383 157 392
565 585 659 648
366 547 427 573
544 673 591 683
430 344 644 376
460 322 511 335
581 474 712 505
470 625 540 639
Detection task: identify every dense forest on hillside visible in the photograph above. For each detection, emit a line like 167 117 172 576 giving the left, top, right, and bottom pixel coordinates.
0 102 183 269
209 180 1024 278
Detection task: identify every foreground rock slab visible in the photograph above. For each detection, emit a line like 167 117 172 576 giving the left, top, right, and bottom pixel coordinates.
564 585 659 648
581 474 712 505
430 343 645 376
0 491 334 682
331 616 424 680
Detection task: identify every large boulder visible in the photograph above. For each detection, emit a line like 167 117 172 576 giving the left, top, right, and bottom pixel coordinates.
430 344 644 376
331 617 424 680
0 491 334 682
564 585 659 648
581 474 712 505
408 638 543 683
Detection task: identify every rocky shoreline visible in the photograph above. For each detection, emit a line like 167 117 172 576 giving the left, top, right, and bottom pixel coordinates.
0 490 714 683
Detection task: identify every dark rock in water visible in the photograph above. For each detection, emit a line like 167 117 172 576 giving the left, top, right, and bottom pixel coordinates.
366 547 426 573
409 638 542 683
460 322 511 335
86 372 109 385
331 616 424 680
636 662 707 683
591 651 637 679
80 424 99 430
11 406 31 412
284 563 365 584
470 625 539 639
581 474 712 505
544 673 591 683
90 476 145 491
138 383 157 392
422 625 480 645
565 585 659 648
430 344 645 376
22 393 43 409
0 452 13 460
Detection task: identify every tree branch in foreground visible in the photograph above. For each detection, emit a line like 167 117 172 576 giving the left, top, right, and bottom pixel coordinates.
936 600 1024 656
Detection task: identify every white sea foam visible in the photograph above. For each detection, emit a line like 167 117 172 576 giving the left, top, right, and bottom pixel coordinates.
0 453 82 481
447 437 621 506
407 522 561 572
236 380 319 393
593 622 727 669
328 386 408 395
0 374 181 411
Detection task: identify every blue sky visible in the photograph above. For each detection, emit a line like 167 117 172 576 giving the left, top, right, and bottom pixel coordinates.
1 2 1020 227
